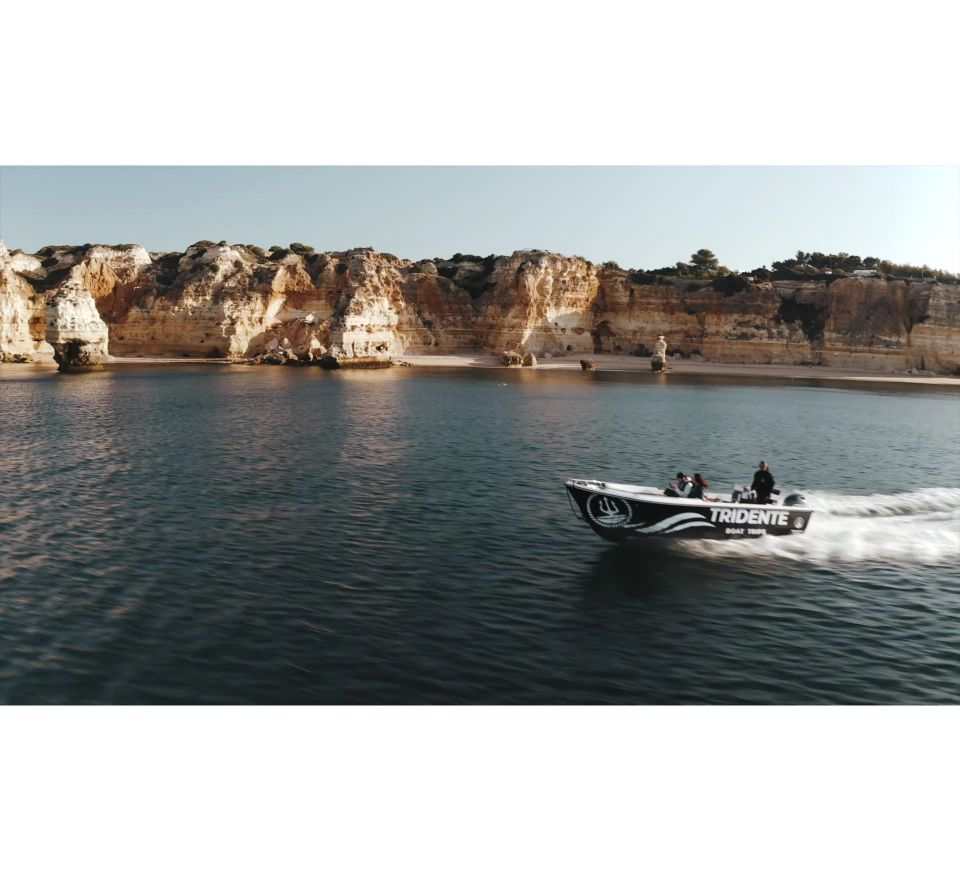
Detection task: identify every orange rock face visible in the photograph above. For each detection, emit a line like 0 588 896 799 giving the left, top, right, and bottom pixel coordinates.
2 242 958 373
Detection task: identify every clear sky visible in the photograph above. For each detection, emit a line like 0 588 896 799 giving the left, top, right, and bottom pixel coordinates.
1 166 957 272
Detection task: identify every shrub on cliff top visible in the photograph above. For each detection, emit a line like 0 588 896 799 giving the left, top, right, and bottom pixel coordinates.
878 259 958 282
710 274 749 296
628 271 666 285
768 251 958 283
289 242 314 254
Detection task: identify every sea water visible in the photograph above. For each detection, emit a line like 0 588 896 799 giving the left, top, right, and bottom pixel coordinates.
1 363 958 703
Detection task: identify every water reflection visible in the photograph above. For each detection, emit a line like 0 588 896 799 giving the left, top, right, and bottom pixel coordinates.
1 363 959 703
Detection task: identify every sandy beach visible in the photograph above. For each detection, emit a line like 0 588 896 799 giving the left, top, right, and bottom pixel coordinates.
6 353 958 388
396 353 960 387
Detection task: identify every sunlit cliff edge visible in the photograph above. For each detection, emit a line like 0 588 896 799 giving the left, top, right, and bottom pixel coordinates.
1 240 958 373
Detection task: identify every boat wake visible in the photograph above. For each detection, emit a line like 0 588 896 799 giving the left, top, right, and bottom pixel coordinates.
685 487 960 566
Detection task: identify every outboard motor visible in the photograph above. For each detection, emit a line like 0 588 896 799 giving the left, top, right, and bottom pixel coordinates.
783 493 806 507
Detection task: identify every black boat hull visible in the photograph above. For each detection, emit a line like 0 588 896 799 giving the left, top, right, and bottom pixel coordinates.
565 479 813 542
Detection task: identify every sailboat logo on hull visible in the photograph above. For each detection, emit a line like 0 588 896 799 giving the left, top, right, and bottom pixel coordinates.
586 494 631 527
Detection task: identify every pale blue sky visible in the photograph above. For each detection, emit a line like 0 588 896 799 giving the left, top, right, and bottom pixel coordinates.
1 166 957 272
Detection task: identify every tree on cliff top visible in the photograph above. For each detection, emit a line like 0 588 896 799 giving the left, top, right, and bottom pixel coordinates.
688 249 720 276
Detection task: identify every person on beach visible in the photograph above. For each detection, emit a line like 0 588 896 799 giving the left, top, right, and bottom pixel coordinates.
751 462 775 504
651 335 668 372
688 473 716 501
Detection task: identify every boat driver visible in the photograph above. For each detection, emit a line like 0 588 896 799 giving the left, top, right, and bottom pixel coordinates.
752 462 776 504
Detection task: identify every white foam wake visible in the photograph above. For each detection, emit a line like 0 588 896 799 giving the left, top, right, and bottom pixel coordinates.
803 487 960 518
685 487 960 566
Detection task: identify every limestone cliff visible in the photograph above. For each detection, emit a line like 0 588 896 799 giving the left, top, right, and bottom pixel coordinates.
593 269 960 372
472 251 599 354
0 243 51 362
1 241 958 374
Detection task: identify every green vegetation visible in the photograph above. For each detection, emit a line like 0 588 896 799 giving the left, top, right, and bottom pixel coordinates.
771 250 958 282
641 249 732 279
689 248 720 274
634 248 958 284
877 260 958 282
711 274 750 296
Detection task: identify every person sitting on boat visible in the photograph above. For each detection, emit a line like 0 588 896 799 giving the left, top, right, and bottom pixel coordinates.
664 472 692 497
688 473 717 501
751 462 776 504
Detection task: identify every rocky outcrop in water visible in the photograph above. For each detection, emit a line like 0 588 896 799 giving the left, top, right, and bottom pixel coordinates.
1 240 958 374
45 284 111 371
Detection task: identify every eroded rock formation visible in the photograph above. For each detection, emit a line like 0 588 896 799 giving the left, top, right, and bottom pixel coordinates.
45 283 111 371
1 241 958 374
0 243 52 362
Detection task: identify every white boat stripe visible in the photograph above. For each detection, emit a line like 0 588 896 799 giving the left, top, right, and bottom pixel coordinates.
635 520 715 535
624 512 708 532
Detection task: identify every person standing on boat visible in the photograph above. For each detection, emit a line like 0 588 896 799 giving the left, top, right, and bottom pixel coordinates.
752 462 775 504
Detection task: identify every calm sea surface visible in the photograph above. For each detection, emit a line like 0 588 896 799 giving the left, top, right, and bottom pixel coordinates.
1 363 959 703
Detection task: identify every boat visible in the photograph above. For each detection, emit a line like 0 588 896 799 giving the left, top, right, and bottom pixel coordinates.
565 478 813 542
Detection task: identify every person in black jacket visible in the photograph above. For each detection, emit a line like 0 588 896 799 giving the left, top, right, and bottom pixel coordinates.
752 462 775 503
